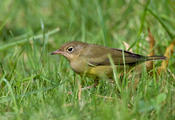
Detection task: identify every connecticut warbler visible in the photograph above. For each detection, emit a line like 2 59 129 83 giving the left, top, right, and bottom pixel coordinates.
51 41 165 78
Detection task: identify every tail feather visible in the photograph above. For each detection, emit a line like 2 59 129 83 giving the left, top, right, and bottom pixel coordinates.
145 56 166 61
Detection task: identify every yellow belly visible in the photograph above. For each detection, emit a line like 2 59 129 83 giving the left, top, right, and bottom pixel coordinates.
70 58 133 78
87 65 131 78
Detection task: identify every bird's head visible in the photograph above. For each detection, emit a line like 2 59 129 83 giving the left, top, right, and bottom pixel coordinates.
51 41 87 60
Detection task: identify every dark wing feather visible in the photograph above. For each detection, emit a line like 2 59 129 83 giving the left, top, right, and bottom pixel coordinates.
81 45 146 66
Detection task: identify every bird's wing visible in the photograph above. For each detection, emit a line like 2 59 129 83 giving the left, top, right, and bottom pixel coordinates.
81 45 146 66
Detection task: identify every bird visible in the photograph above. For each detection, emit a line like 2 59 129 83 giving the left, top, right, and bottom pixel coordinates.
51 41 166 79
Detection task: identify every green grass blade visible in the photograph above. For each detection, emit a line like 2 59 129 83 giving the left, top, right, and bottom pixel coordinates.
0 28 60 51
147 8 174 39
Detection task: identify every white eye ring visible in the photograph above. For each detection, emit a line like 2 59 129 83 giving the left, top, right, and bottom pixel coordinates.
67 46 74 53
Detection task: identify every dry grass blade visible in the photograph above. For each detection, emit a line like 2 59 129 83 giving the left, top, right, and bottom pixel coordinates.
123 41 133 52
158 40 175 73
64 103 73 107
96 95 114 100
146 28 155 71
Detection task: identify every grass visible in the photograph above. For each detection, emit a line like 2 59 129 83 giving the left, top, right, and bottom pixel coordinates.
0 0 175 120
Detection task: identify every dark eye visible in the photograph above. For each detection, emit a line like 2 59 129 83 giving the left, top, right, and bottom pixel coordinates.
67 46 74 53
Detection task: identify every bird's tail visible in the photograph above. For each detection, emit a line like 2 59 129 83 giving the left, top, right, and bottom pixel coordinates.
145 56 166 61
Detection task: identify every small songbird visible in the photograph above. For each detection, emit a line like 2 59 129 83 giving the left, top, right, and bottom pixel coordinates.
51 41 166 78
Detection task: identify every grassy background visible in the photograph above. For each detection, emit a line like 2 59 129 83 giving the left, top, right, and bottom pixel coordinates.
0 0 175 119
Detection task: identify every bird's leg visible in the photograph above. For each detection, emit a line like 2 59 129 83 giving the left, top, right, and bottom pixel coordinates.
81 78 99 91
78 79 82 101
94 78 99 87
74 75 82 101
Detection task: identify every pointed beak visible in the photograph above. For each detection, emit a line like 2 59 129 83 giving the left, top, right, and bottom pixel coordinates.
51 49 64 55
